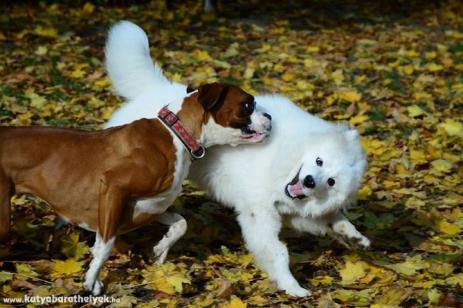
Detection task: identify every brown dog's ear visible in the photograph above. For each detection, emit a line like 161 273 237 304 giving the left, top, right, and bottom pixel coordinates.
197 83 229 111
186 85 196 93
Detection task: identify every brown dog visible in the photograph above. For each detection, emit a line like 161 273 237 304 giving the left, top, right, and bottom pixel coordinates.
0 82 272 295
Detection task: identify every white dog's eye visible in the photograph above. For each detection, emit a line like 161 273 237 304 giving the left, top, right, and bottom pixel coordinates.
327 178 335 186
316 157 323 166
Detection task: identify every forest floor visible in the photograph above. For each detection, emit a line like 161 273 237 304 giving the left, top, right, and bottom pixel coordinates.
0 0 462 306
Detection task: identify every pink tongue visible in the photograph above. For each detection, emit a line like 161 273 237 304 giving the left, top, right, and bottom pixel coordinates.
288 181 304 197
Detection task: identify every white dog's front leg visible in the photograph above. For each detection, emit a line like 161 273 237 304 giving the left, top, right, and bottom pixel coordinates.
237 208 310 297
329 212 370 249
152 212 187 263
286 215 331 236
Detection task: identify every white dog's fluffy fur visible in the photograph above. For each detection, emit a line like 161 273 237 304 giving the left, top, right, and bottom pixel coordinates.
105 21 370 297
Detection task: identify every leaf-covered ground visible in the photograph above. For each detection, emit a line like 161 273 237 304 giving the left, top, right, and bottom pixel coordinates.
0 0 462 307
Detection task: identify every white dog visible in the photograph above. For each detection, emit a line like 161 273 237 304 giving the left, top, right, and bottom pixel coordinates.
105 21 370 297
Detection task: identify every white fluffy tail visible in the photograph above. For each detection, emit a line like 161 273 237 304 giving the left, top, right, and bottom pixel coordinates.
105 21 168 100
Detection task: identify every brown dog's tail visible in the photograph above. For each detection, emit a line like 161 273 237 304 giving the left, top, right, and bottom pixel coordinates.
0 176 11 240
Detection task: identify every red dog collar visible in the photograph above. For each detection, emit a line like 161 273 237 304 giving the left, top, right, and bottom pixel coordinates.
158 106 206 160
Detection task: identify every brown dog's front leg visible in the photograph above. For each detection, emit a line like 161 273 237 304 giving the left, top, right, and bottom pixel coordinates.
84 178 126 296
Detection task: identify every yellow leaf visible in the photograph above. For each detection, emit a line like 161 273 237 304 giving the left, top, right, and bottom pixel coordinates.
357 185 372 200
409 149 427 164
456 63 463 71
402 65 414 75
349 114 368 126
243 66 255 79
451 83 463 92
223 296 247 308
296 80 313 91
282 72 295 82
406 50 419 57
61 232 89 260
405 196 425 209
439 119 463 137
425 51 437 59
425 63 443 72
34 26 58 38
383 180 399 189
427 289 442 305
51 259 84 278
310 275 334 287
428 262 454 276
101 107 115 120
70 68 85 78
306 46 319 53
355 74 366 84
387 256 428 276
442 193 463 206
434 220 460 235
88 97 105 108
407 105 425 117
166 273 191 293
303 58 314 68
361 138 386 156
223 42 240 57
25 88 47 109
331 69 344 85
0 271 13 283
16 263 38 278
82 2 95 14
340 261 367 285
17 112 32 125
446 273 463 286
332 289 371 305
247 295 268 306
35 46 48 56
431 159 453 173
339 90 362 103
170 73 183 83
193 49 211 61
374 286 412 305
143 262 191 294
445 30 463 39
94 77 110 88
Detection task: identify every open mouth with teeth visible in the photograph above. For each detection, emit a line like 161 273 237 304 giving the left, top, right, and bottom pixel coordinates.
285 169 308 199
240 126 268 142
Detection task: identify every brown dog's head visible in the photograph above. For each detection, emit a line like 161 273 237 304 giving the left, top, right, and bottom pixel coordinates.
179 82 272 147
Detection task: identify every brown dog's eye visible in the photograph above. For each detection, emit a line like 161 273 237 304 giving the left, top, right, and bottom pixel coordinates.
243 100 255 115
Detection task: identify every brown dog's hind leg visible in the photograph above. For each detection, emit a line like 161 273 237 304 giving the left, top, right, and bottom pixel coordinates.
84 177 126 296
0 174 12 240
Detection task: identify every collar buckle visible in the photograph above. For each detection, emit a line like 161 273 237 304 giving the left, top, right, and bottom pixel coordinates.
158 106 206 160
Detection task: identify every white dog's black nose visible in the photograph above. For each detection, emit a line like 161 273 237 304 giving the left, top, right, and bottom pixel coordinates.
303 175 316 188
263 113 272 120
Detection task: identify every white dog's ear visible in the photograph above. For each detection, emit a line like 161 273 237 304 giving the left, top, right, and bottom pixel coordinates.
344 129 360 142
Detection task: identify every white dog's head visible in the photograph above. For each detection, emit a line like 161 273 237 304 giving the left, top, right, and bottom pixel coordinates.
284 128 367 217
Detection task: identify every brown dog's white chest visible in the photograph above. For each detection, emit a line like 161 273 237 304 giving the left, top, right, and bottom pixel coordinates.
118 136 191 234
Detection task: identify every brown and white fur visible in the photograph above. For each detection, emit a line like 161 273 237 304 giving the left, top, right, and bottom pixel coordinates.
0 82 271 295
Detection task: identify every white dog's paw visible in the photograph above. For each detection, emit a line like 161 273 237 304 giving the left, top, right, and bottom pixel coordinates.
153 244 169 264
284 284 311 297
84 278 103 296
357 235 371 249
